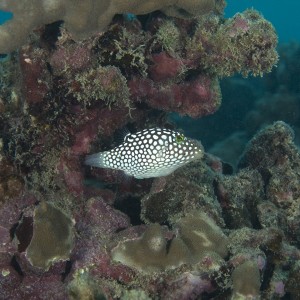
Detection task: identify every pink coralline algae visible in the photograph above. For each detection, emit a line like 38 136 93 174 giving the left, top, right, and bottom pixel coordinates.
129 74 221 118
19 47 52 105
148 52 185 82
1 3 298 299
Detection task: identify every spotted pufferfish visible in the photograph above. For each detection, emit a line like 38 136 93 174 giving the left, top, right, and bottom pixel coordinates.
85 128 204 179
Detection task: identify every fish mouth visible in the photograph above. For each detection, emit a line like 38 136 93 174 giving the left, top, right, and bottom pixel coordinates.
191 139 205 156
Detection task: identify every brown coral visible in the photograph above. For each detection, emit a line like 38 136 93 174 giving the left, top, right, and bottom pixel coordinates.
231 260 261 299
0 0 219 53
111 212 228 273
25 201 74 271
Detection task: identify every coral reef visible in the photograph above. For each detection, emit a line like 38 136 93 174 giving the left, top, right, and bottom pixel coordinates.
2 2 299 300
128 9 277 118
186 9 278 77
182 41 300 166
0 0 223 53
3 118 300 299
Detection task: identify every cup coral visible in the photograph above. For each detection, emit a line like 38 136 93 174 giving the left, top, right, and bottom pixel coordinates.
25 201 74 270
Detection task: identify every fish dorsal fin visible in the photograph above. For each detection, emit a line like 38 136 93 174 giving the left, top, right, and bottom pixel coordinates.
123 132 133 143
121 127 132 142
114 127 132 145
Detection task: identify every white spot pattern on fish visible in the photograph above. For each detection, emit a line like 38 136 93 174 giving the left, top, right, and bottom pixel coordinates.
85 128 204 179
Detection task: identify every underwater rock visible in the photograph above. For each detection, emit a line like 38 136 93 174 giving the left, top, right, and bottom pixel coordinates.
186 9 278 77
239 121 297 170
81 197 131 237
49 39 93 76
0 141 24 208
0 157 24 207
67 270 108 300
148 52 185 82
141 160 224 226
0 267 68 299
67 65 130 109
57 154 85 197
239 121 300 245
214 168 264 229
286 262 300 299
69 197 135 289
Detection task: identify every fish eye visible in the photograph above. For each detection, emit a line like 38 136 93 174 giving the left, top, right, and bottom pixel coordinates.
175 134 185 144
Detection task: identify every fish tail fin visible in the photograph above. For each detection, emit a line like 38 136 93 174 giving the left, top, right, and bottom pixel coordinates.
85 152 105 168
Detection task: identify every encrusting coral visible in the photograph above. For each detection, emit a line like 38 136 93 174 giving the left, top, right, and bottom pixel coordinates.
25 201 74 271
0 0 222 53
112 212 228 273
177 212 228 262
112 223 190 273
231 260 261 300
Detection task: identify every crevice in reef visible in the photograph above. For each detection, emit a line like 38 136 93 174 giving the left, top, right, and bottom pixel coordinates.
114 196 143 225
10 255 24 277
61 260 73 282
